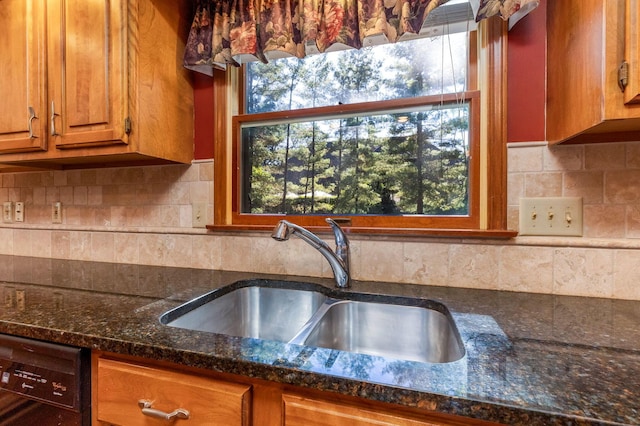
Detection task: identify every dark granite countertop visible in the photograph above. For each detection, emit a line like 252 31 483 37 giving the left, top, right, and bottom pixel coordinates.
0 255 638 425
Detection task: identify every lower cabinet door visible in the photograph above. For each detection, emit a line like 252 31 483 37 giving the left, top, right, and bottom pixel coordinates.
96 358 251 426
283 394 451 426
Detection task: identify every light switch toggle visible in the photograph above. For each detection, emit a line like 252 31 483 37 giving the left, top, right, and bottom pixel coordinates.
565 211 572 225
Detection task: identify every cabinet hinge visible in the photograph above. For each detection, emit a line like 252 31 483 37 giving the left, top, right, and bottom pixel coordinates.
124 117 132 135
619 61 629 92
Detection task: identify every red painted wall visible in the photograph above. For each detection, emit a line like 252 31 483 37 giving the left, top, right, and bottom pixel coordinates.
193 73 215 160
507 0 546 142
192 0 548 156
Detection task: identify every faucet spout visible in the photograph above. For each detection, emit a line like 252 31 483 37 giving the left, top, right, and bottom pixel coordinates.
271 218 350 288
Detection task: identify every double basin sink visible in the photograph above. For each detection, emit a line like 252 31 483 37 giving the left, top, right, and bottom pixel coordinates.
160 280 465 364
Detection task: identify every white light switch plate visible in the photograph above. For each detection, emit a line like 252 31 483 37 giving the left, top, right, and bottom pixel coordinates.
519 197 583 236
192 203 207 228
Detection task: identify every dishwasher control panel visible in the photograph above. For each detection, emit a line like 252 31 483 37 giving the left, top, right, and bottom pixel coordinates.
0 335 82 410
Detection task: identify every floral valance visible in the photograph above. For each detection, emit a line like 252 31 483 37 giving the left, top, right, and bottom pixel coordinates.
475 0 540 29
184 0 539 75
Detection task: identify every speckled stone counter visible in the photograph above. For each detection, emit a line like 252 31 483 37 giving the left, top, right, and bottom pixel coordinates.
0 255 638 425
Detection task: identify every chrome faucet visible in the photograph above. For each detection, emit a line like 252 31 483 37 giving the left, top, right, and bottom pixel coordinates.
271 218 350 288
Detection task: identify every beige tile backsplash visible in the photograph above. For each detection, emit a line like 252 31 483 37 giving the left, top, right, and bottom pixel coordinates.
1 142 640 300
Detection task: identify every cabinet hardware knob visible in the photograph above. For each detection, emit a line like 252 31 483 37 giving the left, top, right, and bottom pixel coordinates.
28 107 38 139
138 399 190 421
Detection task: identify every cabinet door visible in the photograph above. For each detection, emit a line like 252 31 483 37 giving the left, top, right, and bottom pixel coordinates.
0 0 47 153
624 0 640 104
283 394 464 426
96 358 251 426
47 0 129 149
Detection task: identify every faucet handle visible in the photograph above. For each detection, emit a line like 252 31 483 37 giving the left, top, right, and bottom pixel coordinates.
325 218 350 280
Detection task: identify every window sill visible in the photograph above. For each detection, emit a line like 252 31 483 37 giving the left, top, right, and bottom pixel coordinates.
206 224 517 239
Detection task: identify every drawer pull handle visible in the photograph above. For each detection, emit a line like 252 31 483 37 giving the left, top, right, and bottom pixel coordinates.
138 399 190 421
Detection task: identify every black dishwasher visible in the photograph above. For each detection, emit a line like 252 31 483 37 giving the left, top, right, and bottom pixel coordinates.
0 334 89 425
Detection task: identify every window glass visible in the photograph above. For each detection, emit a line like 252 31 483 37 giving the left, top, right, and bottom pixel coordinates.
246 34 468 113
237 32 477 223
241 102 470 215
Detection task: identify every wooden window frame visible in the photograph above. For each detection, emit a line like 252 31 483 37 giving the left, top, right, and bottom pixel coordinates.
209 19 515 238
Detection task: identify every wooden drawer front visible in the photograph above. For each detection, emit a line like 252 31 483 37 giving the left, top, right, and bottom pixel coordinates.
96 358 251 426
283 394 445 426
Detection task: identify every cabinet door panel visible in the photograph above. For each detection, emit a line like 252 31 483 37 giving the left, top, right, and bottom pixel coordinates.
96 358 251 426
283 394 447 426
65 1 109 127
0 0 47 153
48 0 128 149
624 0 640 104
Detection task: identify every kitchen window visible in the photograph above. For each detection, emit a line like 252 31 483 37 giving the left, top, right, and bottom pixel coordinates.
211 18 510 236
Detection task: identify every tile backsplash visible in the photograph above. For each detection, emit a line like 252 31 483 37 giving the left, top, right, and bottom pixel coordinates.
507 141 640 238
1 141 640 300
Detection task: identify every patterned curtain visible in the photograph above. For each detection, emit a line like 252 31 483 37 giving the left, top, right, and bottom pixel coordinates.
184 0 539 74
475 0 540 29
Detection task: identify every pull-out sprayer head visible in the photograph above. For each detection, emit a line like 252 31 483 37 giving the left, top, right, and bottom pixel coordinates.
271 220 291 241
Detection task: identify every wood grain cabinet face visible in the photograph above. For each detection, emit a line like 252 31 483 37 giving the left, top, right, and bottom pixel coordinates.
547 0 640 144
0 0 47 154
0 0 193 167
283 394 437 426
47 0 128 149
95 358 251 426
91 353 497 426
624 0 640 105
281 394 492 426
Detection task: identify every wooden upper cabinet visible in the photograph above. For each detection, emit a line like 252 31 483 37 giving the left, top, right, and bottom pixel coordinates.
47 0 128 149
624 0 640 105
547 0 640 144
0 0 193 168
0 0 47 154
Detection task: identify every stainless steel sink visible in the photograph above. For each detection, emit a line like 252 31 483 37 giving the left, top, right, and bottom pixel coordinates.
290 300 464 363
160 282 465 363
161 286 327 341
